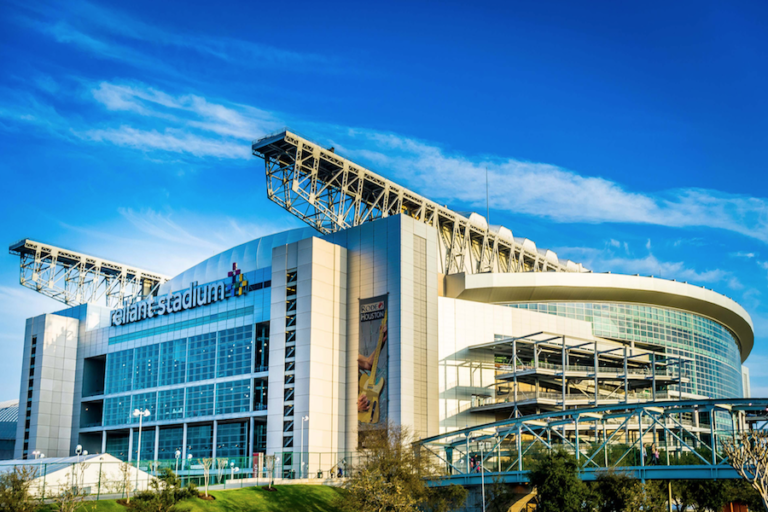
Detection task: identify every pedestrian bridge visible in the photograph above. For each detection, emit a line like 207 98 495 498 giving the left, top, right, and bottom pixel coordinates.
416 399 767 485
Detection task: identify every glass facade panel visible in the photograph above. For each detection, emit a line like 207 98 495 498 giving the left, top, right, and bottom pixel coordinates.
157 388 185 421
186 384 214 418
509 302 744 398
217 326 253 377
106 432 129 461
186 424 213 459
216 379 251 415
255 322 269 372
254 380 268 411
159 339 187 387
216 422 247 458
131 391 157 422
158 427 183 460
103 396 131 426
105 349 133 394
131 427 155 463
133 344 160 390
187 333 217 382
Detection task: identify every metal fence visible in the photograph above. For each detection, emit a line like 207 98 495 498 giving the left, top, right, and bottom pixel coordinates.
0 452 358 502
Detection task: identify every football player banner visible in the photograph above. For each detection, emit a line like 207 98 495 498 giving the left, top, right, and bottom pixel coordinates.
357 295 388 445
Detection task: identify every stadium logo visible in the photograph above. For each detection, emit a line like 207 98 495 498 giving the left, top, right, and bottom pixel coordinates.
111 263 247 327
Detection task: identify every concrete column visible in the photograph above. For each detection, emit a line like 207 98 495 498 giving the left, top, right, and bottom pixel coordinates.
101 431 107 454
249 417 255 459
128 428 134 462
212 420 218 459
181 423 188 460
154 426 160 461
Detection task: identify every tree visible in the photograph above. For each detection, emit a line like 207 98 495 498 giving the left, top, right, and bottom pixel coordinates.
131 467 198 512
485 477 518 512
118 461 133 503
528 450 592 512
0 465 39 512
592 470 641 512
199 458 214 497
337 422 439 512
423 484 468 512
216 459 227 484
723 430 768 511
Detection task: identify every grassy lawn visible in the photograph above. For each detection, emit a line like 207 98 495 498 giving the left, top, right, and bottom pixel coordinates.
86 485 346 512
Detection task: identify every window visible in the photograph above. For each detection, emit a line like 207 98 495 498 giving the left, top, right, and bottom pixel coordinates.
215 379 250 415
216 422 247 458
131 428 155 462
217 326 253 377
106 349 134 394
187 333 217 382
186 384 214 418
186 424 213 458
159 339 187 386
131 392 157 421
254 380 268 411
158 427 183 460
133 344 159 390
255 322 269 372
106 432 130 461
157 388 185 421
103 396 131 426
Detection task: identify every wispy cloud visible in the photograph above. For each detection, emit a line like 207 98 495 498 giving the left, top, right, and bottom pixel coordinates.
13 0 337 74
328 129 768 244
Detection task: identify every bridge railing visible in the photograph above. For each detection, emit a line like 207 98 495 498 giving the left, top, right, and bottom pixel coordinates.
418 398 767 481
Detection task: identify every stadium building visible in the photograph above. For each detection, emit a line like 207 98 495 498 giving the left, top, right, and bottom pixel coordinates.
9 131 753 477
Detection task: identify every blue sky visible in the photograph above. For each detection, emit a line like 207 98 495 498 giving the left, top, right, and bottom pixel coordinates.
1 0 767 398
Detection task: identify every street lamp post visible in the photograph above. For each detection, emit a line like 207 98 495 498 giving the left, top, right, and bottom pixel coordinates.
132 409 151 491
300 415 309 478
32 450 40 459
175 450 181 475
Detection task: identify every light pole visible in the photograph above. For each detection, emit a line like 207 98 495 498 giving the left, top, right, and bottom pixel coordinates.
73 444 83 488
300 415 309 478
477 437 486 512
32 450 40 459
271 456 280 487
132 408 150 491
175 450 181 475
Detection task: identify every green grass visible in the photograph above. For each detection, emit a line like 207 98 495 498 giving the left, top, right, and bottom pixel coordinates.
86 485 347 512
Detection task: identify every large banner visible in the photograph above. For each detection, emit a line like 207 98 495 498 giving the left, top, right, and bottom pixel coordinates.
358 295 388 445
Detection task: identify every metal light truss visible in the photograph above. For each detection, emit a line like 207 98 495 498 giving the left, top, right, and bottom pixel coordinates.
417 398 768 485
252 130 588 276
9 239 169 308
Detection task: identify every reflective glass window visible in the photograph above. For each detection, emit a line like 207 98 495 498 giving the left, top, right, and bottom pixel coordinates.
106 349 134 394
216 379 251 415
157 388 185 421
216 422 247 458
187 333 217 382
103 396 131 426
186 384 214 418
159 339 187 387
217 326 253 377
133 344 160 390
131 391 157 422
158 427 183 460
186 424 213 459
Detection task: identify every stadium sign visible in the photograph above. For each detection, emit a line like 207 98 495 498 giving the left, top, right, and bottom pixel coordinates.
111 263 248 327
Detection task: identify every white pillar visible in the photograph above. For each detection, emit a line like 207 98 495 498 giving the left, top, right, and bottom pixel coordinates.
101 431 107 454
154 426 160 461
128 428 134 462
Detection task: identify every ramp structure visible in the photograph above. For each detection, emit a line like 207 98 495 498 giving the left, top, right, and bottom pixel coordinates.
252 130 588 275
9 239 168 308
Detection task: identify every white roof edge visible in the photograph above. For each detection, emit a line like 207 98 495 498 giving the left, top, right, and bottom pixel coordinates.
444 272 754 363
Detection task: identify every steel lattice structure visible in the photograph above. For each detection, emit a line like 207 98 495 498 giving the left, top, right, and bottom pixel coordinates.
417 398 768 484
9 239 169 308
252 130 588 275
